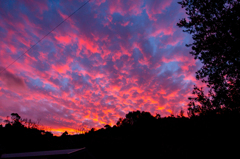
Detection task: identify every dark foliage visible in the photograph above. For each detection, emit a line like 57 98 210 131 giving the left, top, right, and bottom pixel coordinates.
0 113 74 154
1 111 240 158
177 0 240 115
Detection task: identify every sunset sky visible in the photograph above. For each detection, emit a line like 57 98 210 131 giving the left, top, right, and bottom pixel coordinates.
0 0 205 135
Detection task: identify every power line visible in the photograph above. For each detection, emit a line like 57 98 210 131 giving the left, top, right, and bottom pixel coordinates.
0 0 90 74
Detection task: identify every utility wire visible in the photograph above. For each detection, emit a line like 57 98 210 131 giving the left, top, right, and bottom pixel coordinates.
0 0 90 74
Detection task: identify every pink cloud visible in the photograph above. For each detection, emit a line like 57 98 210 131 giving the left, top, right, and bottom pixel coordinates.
109 0 144 16
145 0 173 21
23 0 48 15
94 0 106 6
120 21 130 27
0 0 202 135
55 35 72 45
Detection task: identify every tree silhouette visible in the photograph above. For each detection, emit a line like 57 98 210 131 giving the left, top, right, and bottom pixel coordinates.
10 113 21 122
10 113 23 127
0 111 239 158
177 0 240 115
116 110 155 127
155 113 161 119
61 131 68 137
104 124 111 129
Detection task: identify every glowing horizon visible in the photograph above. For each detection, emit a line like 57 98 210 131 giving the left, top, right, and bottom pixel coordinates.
0 0 206 135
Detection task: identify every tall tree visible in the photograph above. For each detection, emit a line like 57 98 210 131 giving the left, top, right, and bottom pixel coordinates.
177 0 240 115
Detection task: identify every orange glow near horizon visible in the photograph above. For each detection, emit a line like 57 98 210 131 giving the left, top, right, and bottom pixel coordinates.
0 0 204 135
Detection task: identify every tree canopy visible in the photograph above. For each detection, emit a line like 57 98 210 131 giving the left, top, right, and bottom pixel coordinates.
177 0 240 115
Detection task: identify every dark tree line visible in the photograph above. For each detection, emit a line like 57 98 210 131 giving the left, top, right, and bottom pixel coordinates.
3 113 39 129
1 110 239 158
177 0 240 115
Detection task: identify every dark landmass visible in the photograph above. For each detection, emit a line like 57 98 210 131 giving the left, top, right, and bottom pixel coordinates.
0 110 239 158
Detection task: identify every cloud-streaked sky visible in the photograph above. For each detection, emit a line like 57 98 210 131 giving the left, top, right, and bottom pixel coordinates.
0 0 205 135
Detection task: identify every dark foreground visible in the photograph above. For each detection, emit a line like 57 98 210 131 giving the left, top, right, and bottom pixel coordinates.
0 111 239 158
